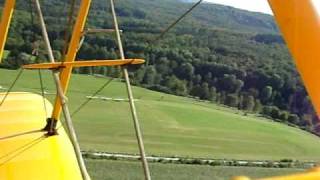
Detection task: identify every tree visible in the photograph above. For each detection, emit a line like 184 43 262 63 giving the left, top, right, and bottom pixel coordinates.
302 96 314 114
209 86 217 102
99 67 107 76
269 74 284 90
218 91 227 104
191 84 202 98
204 72 213 83
270 106 281 119
200 82 210 100
96 47 109 59
261 86 273 104
164 75 187 96
134 67 146 84
193 74 202 85
142 66 157 85
155 57 170 76
253 99 262 112
217 74 243 93
262 106 273 116
225 94 239 107
175 63 194 80
248 88 259 98
288 114 300 125
234 79 244 93
111 67 122 78
279 111 289 122
53 51 62 60
132 9 146 19
79 67 92 74
242 95 255 111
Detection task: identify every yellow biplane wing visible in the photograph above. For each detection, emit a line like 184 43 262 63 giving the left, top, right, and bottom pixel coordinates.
0 93 82 179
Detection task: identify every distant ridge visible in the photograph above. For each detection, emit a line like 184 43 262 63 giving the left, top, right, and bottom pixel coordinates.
8 0 278 33
179 0 198 3
122 0 278 33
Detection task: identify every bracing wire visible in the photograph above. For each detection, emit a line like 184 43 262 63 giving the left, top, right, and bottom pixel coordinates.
145 0 203 67
0 69 24 107
38 69 48 117
57 77 113 134
153 0 203 43
71 77 114 117
0 135 45 161
61 0 77 63
29 0 48 118
0 129 43 141
0 135 46 167
72 0 204 107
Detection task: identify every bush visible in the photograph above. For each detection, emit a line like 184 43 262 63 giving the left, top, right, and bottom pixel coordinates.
225 94 239 107
280 159 294 163
288 114 300 125
279 111 289 121
209 161 222 166
270 106 281 119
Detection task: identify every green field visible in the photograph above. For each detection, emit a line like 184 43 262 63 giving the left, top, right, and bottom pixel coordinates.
86 159 302 180
1 68 320 161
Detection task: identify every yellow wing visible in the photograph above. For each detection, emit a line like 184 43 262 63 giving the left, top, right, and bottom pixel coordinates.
0 93 82 180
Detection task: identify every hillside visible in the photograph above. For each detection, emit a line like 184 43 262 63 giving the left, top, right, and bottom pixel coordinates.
1 69 320 161
99 0 278 33
5 0 277 33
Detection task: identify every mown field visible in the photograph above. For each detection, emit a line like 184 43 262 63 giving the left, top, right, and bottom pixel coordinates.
86 159 303 180
2 69 320 161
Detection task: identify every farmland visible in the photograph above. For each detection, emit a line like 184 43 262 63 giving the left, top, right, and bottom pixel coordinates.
1 69 320 161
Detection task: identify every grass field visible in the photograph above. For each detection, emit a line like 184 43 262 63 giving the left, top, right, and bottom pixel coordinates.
1 69 320 161
86 159 303 180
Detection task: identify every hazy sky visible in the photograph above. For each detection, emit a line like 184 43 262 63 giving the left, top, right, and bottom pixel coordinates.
205 0 273 14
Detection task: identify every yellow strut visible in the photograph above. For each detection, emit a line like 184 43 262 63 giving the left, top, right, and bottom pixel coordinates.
0 0 16 62
269 0 320 116
233 0 320 179
22 59 145 69
51 0 92 120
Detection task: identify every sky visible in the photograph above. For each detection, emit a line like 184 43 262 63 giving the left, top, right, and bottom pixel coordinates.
205 0 273 14
204 0 320 15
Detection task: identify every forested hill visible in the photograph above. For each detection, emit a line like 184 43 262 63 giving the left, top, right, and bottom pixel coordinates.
0 0 318 134
179 0 278 33
92 0 278 34
2 0 278 34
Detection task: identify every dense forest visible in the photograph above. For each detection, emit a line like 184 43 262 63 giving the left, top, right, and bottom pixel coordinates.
0 0 319 134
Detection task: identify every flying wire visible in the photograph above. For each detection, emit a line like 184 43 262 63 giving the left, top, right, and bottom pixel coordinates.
70 77 114 117
29 0 49 118
145 0 203 67
0 69 24 107
0 135 46 167
61 0 77 63
63 0 204 112
153 0 203 43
